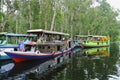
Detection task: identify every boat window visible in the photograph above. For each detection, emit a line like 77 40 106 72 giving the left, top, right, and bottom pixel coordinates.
0 40 2 44
0 36 5 44
14 48 18 51
48 46 50 49
2 40 7 44
59 35 62 40
41 46 45 49
57 58 60 64
39 46 41 48
25 45 31 51
69 41 71 48
57 45 60 51
46 35 50 41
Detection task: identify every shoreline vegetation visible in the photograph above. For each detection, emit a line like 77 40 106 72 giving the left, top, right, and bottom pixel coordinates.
0 0 120 41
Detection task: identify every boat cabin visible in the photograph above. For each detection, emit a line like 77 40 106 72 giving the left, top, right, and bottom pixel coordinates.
74 35 87 42
74 35 110 42
25 29 71 53
74 35 110 48
0 32 36 45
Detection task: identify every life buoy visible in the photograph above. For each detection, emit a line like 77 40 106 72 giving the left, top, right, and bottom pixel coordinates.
35 50 41 54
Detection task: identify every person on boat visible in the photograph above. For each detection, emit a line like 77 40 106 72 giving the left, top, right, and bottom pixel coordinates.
28 38 37 44
62 37 65 41
42 34 46 43
37 34 43 44
97 37 101 41
37 33 46 43
19 40 25 52
46 35 52 42
48 35 54 42
51 35 55 42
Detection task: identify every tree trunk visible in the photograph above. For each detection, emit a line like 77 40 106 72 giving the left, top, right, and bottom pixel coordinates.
45 20 47 30
28 0 32 29
50 0 56 31
15 14 18 33
1 0 5 32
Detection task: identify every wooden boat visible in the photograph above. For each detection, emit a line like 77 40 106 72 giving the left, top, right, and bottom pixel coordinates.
5 29 74 62
0 32 36 60
74 35 110 48
5 48 72 62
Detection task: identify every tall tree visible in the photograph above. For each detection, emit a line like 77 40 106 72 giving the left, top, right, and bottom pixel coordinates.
0 0 119 41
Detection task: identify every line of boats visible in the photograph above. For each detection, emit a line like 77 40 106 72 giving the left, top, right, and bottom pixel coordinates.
0 29 110 62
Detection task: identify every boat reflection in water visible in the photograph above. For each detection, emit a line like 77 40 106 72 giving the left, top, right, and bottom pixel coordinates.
0 47 110 80
0 53 71 80
83 47 110 59
0 60 14 79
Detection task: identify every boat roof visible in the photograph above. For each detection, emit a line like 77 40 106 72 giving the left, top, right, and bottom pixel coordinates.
27 29 69 36
88 35 106 37
0 32 36 37
75 35 106 37
75 35 88 37
0 32 7 35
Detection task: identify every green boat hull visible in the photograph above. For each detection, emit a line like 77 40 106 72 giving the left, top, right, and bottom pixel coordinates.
83 40 110 48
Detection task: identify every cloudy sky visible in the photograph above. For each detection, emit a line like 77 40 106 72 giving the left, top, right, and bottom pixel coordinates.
107 0 120 10
106 0 120 20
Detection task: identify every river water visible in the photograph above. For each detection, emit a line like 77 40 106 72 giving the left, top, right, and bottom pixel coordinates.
0 43 119 80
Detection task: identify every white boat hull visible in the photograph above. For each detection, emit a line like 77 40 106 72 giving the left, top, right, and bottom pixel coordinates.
0 48 14 60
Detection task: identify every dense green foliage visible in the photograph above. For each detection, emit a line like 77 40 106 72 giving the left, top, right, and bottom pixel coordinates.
0 0 120 41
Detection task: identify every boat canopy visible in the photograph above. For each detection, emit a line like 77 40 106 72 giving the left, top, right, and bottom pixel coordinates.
75 35 107 38
75 35 88 37
0 32 7 36
90 35 107 37
0 32 36 37
27 29 69 36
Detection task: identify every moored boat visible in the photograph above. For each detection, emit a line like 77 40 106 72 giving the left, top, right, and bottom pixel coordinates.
5 48 72 62
0 32 36 60
74 35 110 48
5 29 74 62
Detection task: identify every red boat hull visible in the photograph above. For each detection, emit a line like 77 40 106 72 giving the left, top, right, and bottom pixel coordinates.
12 58 32 62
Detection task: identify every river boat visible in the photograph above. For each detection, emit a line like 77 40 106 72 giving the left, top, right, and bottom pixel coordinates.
74 35 110 48
0 32 36 60
5 29 74 62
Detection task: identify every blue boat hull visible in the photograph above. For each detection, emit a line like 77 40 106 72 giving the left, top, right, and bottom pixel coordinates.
5 46 75 62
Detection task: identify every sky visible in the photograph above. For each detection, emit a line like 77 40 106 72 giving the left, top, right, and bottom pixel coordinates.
106 0 120 20
107 0 120 10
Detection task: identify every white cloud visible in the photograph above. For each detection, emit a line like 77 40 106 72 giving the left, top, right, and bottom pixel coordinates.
107 0 120 10
90 1 100 8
